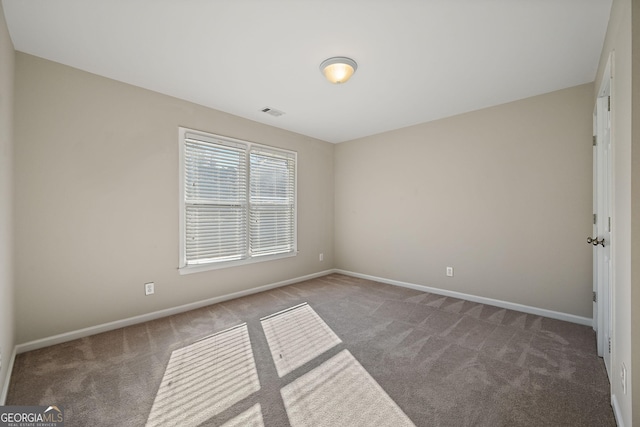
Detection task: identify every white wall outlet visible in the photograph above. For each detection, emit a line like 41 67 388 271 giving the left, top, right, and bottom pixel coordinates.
621 363 627 394
446 267 454 277
145 282 155 296
319 253 324 262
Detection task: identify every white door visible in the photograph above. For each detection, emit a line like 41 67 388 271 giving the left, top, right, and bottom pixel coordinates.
592 55 612 378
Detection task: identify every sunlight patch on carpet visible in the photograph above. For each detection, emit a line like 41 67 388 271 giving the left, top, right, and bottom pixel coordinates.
261 303 341 377
220 404 264 427
146 323 260 426
281 349 415 427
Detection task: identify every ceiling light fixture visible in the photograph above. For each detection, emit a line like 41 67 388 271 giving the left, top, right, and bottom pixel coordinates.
320 57 357 84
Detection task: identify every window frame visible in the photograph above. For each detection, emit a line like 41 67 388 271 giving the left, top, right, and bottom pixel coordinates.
178 127 297 274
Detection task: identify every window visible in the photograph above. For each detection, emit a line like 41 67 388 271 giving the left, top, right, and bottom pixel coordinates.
179 128 296 273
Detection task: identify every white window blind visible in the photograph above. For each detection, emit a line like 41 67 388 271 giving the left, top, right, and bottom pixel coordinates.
180 128 297 271
249 148 296 257
184 136 247 265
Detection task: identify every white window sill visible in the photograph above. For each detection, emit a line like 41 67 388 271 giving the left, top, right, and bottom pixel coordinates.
178 251 298 275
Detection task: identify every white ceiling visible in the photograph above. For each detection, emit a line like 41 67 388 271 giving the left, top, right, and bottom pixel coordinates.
3 0 612 143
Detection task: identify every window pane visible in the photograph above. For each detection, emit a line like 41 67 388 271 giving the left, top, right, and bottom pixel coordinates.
250 205 295 256
184 137 248 265
185 205 247 264
250 151 294 204
185 140 246 204
250 150 295 257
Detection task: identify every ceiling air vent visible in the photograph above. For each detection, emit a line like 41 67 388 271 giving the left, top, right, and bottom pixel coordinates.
261 107 285 117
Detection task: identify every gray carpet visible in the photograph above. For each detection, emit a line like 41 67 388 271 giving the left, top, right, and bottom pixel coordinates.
6 274 616 426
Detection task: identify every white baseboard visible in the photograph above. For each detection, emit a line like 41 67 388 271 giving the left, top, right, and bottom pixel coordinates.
335 269 593 326
0 346 17 405
15 269 335 354
611 393 624 427
12 268 592 355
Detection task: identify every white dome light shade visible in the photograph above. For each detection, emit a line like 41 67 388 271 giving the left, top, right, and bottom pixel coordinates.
320 57 357 84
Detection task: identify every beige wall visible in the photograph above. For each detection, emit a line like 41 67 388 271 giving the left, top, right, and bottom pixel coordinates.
594 0 633 424
13 53 334 343
335 83 594 318
0 3 15 403
633 0 640 421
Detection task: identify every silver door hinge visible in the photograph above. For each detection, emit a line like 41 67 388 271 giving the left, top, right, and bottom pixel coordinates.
608 96 611 112
593 135 597 146
609 217 611 232
609 337 612 353
593 213 597 225
593 291 597 302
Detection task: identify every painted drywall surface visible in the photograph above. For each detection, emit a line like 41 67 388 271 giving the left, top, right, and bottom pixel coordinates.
595 0 632 424
13 53 334 343
0 2 14 403
335 83 594 318
633 0 640 422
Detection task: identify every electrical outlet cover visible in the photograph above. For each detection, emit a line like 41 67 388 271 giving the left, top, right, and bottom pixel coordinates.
145 282 155 296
